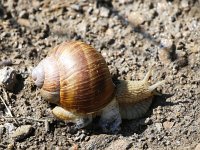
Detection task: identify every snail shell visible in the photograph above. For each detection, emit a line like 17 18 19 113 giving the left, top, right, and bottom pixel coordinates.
32 41 115 114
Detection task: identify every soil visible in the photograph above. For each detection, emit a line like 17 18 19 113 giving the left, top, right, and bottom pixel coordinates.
0 0 200 149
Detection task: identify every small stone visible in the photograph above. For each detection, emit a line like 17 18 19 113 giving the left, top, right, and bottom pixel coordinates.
155 123 163 132
19 10 29 19
175 50 188 68
85 136 90 141
105 139 132 150
0 67 17 91
163 121 174 130
119 0 132 4
70 4 82 12
17 18 30 27
128 11 145 26
7 143 14 150
11 125 33 141
188 43 199 53
77 21 88 34
74 136 80 142
4 123 16 135
145 118 153 125
105 28 114 38
69 144 79 150
161 38 173 48
181 0 189 8
0 59 12 67
100 7 110 17
0 125 5 137
195 143 200 150
79 133 86 141
158 47 173 64
55 146 61 150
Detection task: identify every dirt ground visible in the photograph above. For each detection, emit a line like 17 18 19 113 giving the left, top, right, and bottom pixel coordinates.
0 0 200 149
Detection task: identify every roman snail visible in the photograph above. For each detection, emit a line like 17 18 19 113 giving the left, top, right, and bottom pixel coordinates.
32 41 165 133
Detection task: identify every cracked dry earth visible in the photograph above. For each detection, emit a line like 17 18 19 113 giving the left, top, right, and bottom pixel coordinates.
0 0 200 149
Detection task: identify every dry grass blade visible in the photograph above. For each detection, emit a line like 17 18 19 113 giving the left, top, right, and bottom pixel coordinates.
4 116 52 132
0 88 19 125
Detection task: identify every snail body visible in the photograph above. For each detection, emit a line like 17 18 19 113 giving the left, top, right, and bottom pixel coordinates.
32 41 165 132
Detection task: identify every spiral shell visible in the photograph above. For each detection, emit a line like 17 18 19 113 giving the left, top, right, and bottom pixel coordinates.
32 41 115 114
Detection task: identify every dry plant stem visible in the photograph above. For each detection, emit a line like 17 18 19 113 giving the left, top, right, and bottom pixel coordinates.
0 59 13 67
3 116 51 132
0 95 19 125
3 116 48 122
1 88 19 125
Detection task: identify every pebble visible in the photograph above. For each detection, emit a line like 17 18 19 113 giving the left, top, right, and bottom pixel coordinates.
79 133 86 141
105 139 132 150
155 123 163 132
161 38 173 48
0 59 13 67
69 144 79 150
195 143 200 150
17 18 30 27
128 11 145 26
11 125 33 141
19 10 29 19
0 67 17 91
7 142 15 150
70 4 82 12
0 125 5 137
74 131 86 142
158 47 173 64
188 43 199 53
163 121 174 130
77 21 88 34
175 50 188 68
145 117 153 125
99 7 110 17
4 123 16 135
181 0 189 8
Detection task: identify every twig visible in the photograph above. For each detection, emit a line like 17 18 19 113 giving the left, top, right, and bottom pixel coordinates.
0 88 19 125
3 116 51 122
0 59 13 67
0 59 20 68
0 95 13 118
3 116 52 132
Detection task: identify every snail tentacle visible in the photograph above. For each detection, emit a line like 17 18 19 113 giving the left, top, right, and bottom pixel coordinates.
143 65 153 82
142 65 165 93
148 80 165 93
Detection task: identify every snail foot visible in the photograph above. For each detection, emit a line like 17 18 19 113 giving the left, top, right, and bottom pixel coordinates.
75 115 93 129
99 98 122 133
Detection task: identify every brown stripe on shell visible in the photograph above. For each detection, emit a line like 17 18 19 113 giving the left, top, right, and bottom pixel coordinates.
51 41 115 114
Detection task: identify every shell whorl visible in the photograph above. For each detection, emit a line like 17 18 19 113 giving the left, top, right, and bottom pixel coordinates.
32 57 61 104
32 60 45 88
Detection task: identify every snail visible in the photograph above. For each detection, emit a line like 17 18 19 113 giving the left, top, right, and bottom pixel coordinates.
32 41 165 133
